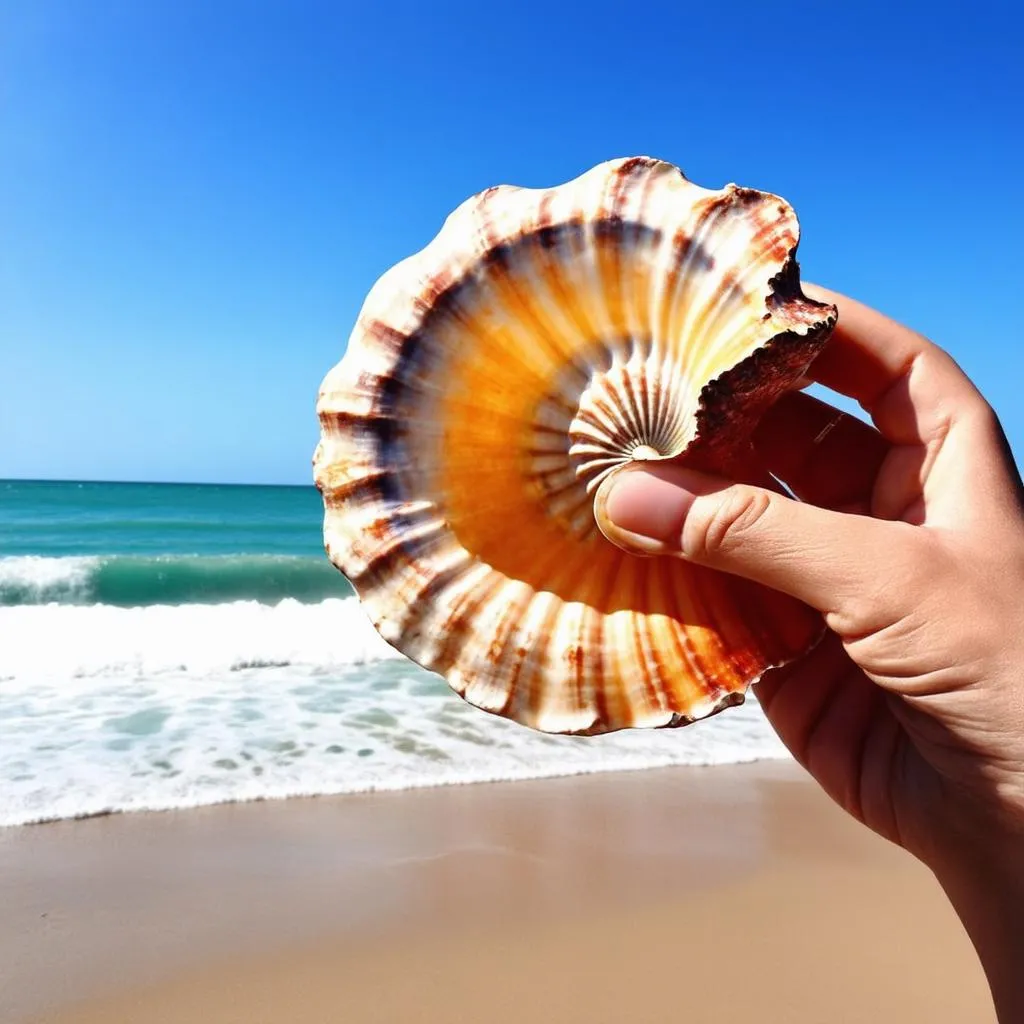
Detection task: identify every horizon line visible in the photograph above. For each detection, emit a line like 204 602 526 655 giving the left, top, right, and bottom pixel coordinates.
2 477 317 489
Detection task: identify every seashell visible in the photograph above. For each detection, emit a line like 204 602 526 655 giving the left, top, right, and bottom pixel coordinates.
314 157 836 735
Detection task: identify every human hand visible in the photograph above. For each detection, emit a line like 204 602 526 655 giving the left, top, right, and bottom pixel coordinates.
595 286 1024 1019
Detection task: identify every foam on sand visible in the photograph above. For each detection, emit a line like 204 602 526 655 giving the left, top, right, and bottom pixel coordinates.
0 598 789 826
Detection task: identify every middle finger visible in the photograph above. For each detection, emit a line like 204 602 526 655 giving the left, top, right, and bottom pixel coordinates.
753 390 890 512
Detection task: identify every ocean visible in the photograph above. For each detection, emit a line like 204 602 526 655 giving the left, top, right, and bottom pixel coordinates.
0 479 788 826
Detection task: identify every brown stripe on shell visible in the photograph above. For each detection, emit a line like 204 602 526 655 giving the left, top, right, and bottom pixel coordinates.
392 554 479 660
681 198 784 351
528 419 574 439
318 408 402 451
619 358 651 448
574 395 633 450
634 157 661 220
318 468 402 509
668 561 726 704
358 318 409 358
536 190 555 229
464 585 537 716
654 557 702 713
430 569 507 679
606 156 651 219
622 575 666 724
472 185 506 252
500 593 566 726
344 519 447 592
588 546 630 725
658 215 722 356
585 604 610 732
697 570 766 694
416 264 459 310
563 632 586 722
627 595 664 724
742 200 795 254
670 223 716 272
636 554 678 716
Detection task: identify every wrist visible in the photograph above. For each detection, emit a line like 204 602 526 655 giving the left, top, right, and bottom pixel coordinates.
932 833 1024 1023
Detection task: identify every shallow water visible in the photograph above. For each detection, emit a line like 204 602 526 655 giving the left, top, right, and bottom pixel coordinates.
0 480 787 825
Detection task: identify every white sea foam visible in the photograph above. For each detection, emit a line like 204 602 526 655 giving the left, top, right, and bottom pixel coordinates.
0 598 789 826
0 597 398 679
0 555 99 603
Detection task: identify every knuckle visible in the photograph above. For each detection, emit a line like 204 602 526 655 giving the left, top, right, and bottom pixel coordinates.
970 400 1007 446
833 531 956 638
690 488 773 560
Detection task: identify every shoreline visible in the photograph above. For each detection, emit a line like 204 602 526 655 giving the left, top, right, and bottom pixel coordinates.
3 746 788 828
3 759 993 1023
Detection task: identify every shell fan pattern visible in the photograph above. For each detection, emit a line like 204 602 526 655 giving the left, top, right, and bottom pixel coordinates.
314 157 837 735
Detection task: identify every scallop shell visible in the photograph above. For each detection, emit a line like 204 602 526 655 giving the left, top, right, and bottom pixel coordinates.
314 157 836 735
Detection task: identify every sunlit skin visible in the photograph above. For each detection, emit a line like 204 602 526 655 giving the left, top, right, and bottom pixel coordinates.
596 286 1024 1022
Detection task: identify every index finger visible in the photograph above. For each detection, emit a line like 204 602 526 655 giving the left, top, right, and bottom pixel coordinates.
802 284 985 446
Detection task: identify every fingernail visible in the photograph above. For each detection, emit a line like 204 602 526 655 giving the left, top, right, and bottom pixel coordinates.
594 468 697 555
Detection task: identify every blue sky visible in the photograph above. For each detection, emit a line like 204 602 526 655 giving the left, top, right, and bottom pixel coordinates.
2 1 1022 484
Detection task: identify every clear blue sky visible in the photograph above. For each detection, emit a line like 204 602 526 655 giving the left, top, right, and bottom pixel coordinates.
2 1 1022 484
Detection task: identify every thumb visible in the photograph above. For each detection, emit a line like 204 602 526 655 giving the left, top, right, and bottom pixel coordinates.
595 465 918 617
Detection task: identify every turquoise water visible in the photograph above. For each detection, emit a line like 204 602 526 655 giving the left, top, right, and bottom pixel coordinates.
1 480 351 605
0 479 786 826
3 480 323 556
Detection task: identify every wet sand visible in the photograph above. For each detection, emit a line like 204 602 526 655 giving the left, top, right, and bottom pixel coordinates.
1 760 993 1023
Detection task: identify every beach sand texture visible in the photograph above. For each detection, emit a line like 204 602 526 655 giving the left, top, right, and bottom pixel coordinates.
3 761 993 1023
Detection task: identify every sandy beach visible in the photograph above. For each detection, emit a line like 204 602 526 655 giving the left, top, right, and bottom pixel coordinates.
2 760 993 1023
